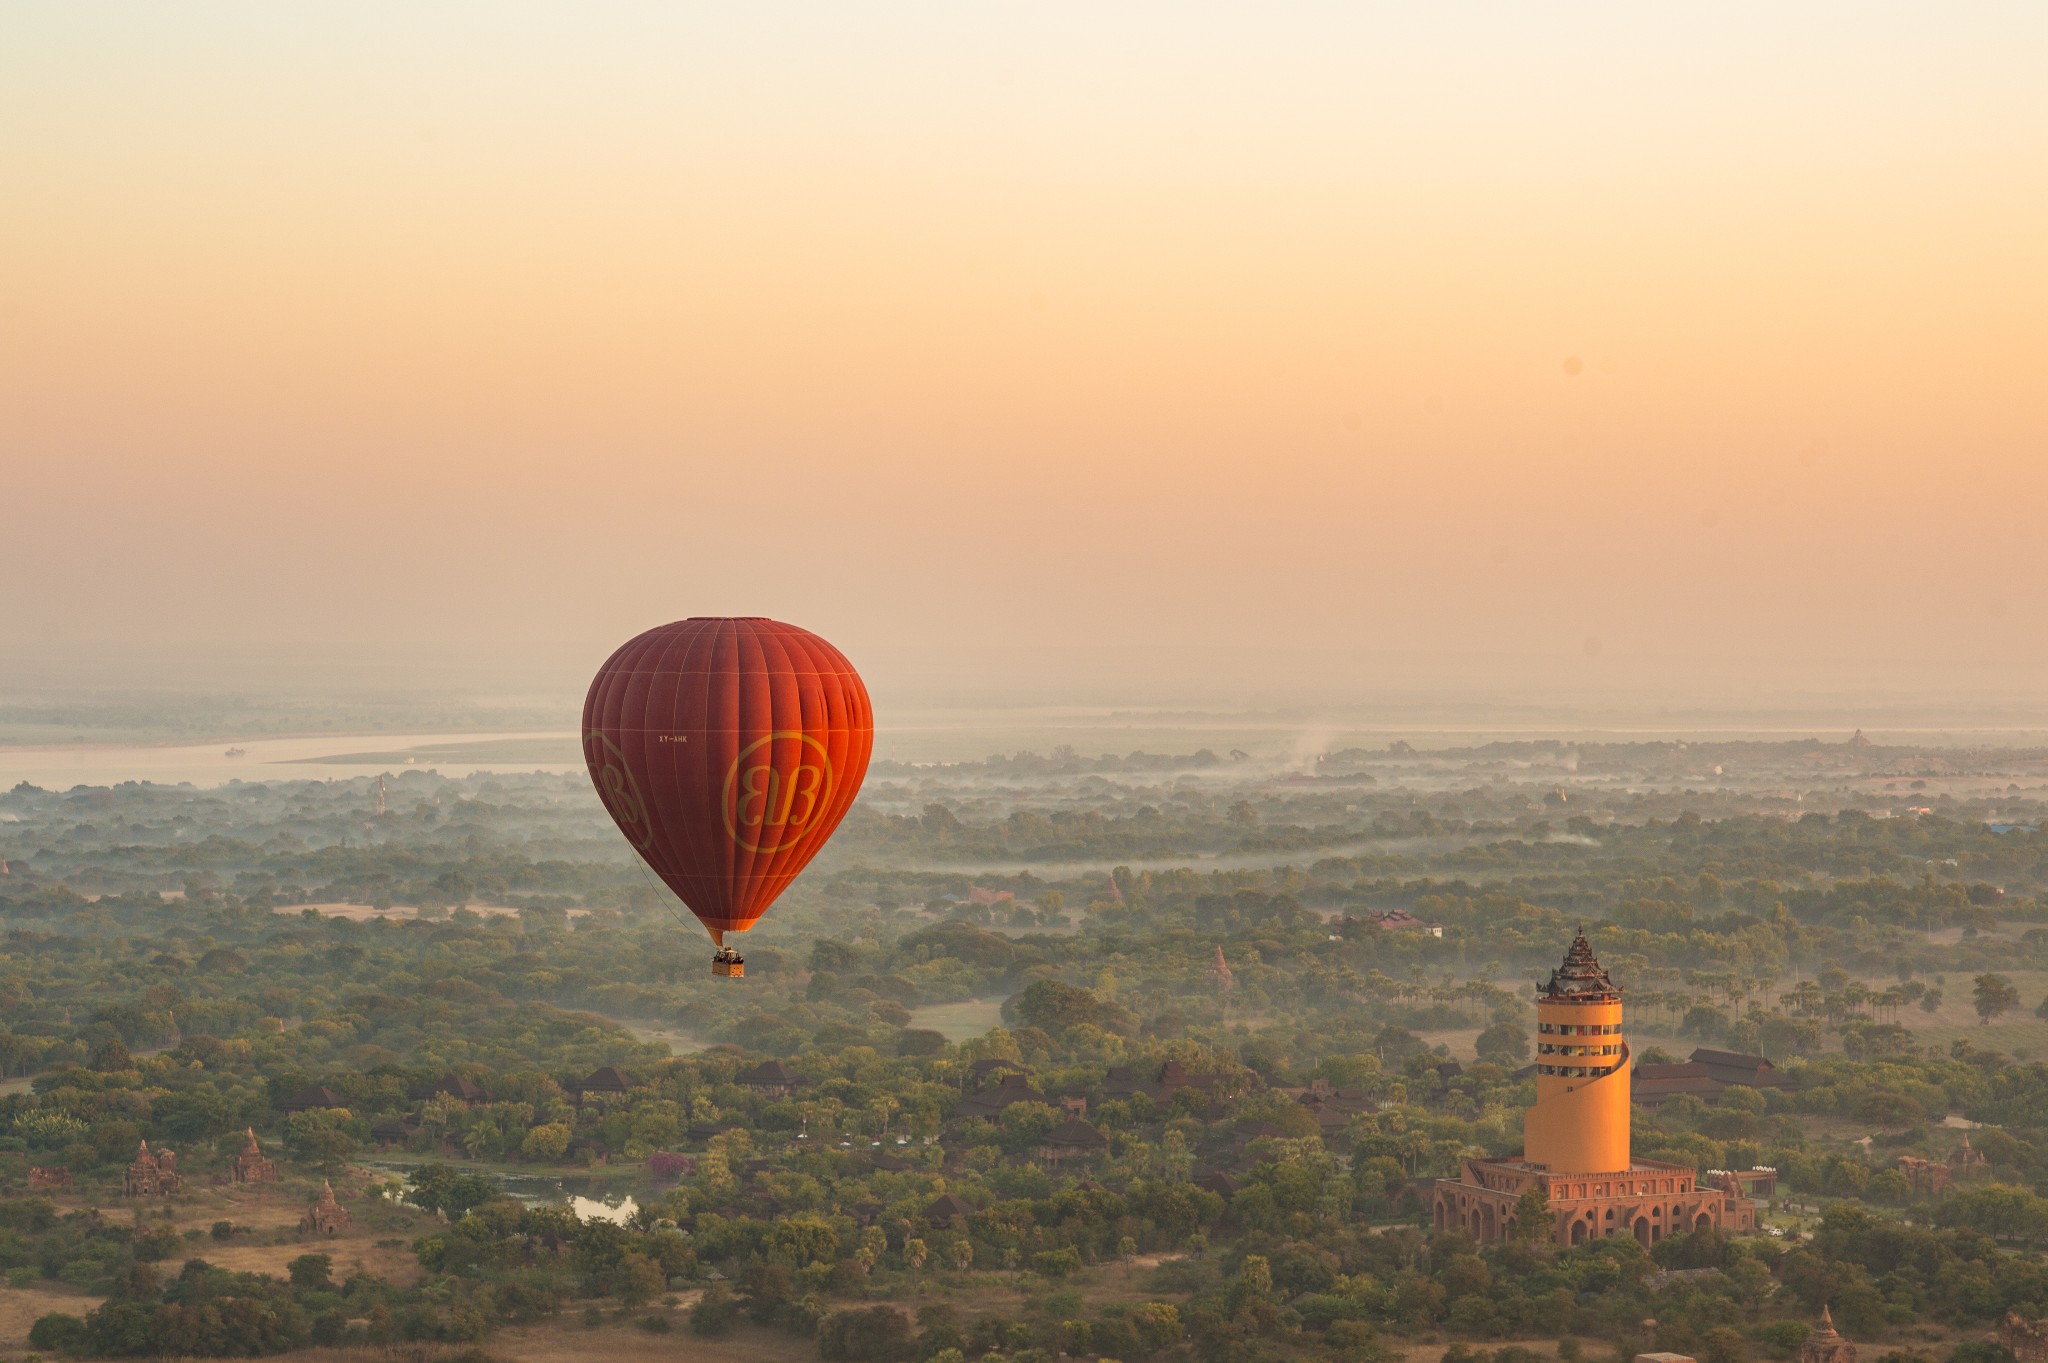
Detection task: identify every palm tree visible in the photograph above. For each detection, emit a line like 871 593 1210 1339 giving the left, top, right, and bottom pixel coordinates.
460 1121 497 1161
904 1238 928 1292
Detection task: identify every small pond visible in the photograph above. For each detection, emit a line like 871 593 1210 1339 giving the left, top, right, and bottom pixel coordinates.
360 1160 640 1225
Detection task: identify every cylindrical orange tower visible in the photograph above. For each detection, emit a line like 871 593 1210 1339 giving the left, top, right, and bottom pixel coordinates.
1522 930 1631 1174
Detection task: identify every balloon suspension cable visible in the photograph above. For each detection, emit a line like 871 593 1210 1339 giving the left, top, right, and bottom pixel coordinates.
622 854 742 978
621 852 711 973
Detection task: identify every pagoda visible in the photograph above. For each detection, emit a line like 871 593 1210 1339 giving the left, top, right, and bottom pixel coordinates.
1801 1307 1856 1363
229 1128 277 1185
299 1179 352 1236
122 1140 182 1197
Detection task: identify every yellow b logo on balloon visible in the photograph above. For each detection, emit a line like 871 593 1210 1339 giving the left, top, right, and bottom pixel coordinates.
723 732 837 853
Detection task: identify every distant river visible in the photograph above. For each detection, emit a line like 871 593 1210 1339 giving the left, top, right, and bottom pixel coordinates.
0 732 583 790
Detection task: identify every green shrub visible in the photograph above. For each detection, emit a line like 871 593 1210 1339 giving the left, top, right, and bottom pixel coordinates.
1030 1246 1083 1281
690 1284 739 1338
28 1312 86 1353
818 1305 913 1362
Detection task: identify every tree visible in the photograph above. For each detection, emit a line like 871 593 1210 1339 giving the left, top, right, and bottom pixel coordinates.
690 1284 738 1338
1007 978 1136 1035
1031 1247 1083 1280
283 1110 359 1173
521 1122 572 1161
407 1164 499 1219
1161 1128 1195 1183
766 1214 840 1268
897 1028 947 1056
818 1305 913 1362
29 1313 87 1353
1951 1343 2014 1363
459 1120 499 1160
288 1253 334 1291
1238 1254 1273 1299
1130 1302 1182 1354
1475 1019 1530 1066
904 1238 928 1291
615 1251 666 1308
1974 974 2020 1025
1512 1185 1553 1244
998 1100 1061 1151
1702 1326 1749 1363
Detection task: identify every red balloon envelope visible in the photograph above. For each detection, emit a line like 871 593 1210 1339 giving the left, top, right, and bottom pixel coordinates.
582 618 873 954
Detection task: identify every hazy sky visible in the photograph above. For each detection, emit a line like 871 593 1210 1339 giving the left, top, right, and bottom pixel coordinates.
5 4 2044 710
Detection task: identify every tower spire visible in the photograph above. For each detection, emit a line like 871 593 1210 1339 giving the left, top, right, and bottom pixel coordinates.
1538 927 1621 1001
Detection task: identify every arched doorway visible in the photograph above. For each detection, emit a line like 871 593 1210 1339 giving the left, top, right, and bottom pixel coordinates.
1434 1201 1447 1231
1480 1203 1497 1241
1633 1216 1652 1248
1696 1211 1713 1233
1571 1219 1589 1245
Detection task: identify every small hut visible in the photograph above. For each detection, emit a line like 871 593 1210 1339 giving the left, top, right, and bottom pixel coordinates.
736 1061 800 1097
575 1066 632 1106
410 1073 488 1105
922 1192 974 1229
274 1085 346 1114
1038 1117 1109 1166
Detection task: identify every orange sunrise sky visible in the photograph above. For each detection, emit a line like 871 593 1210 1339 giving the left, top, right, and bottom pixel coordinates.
3 4 2044 714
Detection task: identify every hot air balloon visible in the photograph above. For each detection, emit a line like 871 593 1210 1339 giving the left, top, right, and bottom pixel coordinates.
583 618 873 977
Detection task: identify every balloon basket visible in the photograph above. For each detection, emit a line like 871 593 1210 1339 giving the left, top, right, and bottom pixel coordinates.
712 958 745 979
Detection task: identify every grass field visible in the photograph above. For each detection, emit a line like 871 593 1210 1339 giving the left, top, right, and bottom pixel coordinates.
908 998 1006 1040
611 1019 709 1054
488 1318 814 1362
0 1283 104 1352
